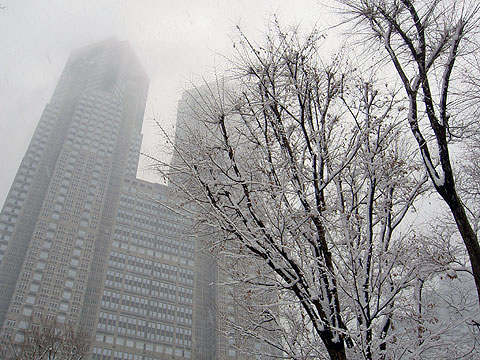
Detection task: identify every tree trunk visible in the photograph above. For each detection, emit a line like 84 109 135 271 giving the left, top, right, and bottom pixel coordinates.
444 189 480 308
321 333 347 360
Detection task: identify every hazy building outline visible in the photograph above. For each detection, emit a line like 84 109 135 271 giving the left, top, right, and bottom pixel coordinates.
0 39 200 360
0 38 282 360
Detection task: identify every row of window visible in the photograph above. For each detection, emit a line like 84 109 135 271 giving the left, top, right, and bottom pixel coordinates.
112 225 194 263
108 251 193 283
114 225 157 249
92 342 191 359
100 289 193 324
97 311 191 342
117 209 156 231
105 270 193 303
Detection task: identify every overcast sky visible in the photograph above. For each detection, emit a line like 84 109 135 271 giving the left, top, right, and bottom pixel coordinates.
0 0 340 205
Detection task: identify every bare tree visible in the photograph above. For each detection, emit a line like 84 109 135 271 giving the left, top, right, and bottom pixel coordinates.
407 224 480 358
170 29 354 358
331 81 430 360
152 21 430 359
338 0 480 307
3 319 90 360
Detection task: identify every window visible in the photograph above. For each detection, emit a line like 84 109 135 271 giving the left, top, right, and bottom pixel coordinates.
33 272 42 281
22 307 32 316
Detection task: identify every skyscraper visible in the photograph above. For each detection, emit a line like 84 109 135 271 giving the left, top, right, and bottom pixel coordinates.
0 37 147 331
0 39 197 359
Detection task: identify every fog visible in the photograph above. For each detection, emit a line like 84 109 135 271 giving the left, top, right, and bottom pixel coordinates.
0 0 335 206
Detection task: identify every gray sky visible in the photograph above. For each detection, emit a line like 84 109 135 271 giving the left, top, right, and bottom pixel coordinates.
0 0 336 205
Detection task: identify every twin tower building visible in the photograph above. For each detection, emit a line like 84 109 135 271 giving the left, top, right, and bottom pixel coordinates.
0 39 268 359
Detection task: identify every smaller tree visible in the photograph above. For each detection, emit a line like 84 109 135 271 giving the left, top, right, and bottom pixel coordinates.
4 319 90 360
331 81 429 360
403 226 480 359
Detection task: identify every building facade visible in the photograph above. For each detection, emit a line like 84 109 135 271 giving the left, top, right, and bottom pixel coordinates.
91 178 195 360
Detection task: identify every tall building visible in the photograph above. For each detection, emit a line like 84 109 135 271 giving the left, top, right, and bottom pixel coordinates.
0 39 199 360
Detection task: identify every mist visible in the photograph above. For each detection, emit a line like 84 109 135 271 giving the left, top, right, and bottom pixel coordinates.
0 0 330 205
